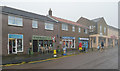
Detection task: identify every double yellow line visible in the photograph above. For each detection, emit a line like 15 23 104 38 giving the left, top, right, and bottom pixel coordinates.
1 53 83 67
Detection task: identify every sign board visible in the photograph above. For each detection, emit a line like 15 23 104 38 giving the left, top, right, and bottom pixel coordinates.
62 37 75 39
9 34 23 39
79 38 89 40
32 35 52 40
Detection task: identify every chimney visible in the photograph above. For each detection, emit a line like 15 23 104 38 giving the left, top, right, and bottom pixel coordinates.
48 8 52 16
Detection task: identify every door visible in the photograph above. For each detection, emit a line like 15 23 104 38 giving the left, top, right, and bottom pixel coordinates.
33 40 38 52
9 39 17 54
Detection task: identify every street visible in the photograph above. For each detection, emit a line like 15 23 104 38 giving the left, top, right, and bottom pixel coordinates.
3 47 118 69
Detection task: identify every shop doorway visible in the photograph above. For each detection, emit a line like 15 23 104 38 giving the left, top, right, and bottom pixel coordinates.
8 34 23 54
33 40 38 52
9 38 17 54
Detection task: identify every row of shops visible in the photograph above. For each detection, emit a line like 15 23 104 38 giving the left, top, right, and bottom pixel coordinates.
8 34 89 54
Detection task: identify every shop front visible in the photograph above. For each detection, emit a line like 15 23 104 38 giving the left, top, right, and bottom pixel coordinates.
62 37 75 48
78 38 89 48
32 35 53 52
8 34 23 54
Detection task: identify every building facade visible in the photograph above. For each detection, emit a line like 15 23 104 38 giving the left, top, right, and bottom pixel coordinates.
1 6 60 56
77 17 108 48
107 25 118 47
48 10 89 49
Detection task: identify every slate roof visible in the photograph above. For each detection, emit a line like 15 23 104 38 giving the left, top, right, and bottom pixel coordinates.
92 17 103 22
50 16 89 29
0 6 57 23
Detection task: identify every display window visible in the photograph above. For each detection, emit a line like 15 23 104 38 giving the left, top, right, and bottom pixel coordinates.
62 39 75 48
8 34 23 54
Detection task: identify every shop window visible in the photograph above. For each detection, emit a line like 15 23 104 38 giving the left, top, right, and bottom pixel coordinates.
49 40 53 47
17 39 23 52
62 24 68 31
45 23 54 30
72 26 75 32
39 40 43 47
32 20 38 28
8 16 23 26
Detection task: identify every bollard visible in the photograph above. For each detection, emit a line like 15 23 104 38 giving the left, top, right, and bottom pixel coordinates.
53 50 57 57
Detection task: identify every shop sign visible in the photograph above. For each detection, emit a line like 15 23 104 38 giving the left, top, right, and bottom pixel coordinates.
32 35 52 40
79 38 89 40
62 37 75 39
9 34 23 39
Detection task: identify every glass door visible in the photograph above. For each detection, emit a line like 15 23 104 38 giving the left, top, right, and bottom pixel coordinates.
10 39 17 54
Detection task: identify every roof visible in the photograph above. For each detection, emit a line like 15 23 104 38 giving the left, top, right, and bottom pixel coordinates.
0 6 57 23
108 25 118 30
92 17 103 22
50 16 88 29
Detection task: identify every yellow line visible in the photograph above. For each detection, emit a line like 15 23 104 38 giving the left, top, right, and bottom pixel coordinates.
2 53 83 67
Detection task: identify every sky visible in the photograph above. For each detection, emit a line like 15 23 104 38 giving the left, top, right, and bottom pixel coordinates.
0 0 119 28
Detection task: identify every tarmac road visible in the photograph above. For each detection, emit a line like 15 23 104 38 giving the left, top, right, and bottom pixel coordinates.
3 46 118 69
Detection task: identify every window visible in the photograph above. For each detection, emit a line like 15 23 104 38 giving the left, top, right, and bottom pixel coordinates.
84 29 88 34
104 27 106 34
72 26 75 32
100 25 102 35
45 23 54 30
62 24 68 31
89 26 91 29
78 27 81 33
8 16 23 26
32 20 38 28
17 39 23 52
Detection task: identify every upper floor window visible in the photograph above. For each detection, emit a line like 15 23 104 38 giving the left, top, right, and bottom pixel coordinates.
32 20 38 28
100 25 102 35
8 16 23 26
62 24 68 31
78 27 81 33
72 26 75 32
89 26 91 29
104 27 106 34
45 23 54 30
84 29 88 34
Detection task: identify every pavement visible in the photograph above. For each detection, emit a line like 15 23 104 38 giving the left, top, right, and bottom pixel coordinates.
2 49 80 65
2 46 118 69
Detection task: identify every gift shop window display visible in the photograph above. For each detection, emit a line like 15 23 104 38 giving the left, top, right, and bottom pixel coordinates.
62 39 75 48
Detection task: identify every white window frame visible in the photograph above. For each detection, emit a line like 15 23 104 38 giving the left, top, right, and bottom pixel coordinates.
45 23 54 30
62 24 68 31
8 34 24 54
72 26 75 32
32 20 38 28
78 27 81 33
8 15 23 26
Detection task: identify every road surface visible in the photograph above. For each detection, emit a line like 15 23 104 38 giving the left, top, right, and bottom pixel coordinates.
3 47 118 69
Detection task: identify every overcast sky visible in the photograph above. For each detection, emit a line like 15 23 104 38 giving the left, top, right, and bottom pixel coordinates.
0 0 119 28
